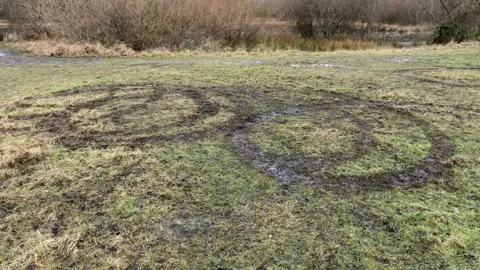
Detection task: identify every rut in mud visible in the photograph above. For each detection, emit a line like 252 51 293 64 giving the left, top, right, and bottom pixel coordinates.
230 89 457 190
2 84 252 149
1 82 467 190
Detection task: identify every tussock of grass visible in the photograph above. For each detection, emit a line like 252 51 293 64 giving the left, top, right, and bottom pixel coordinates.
9 232 81 269
0 135 51 169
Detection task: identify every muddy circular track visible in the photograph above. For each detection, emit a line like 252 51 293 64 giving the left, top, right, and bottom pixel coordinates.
6 84 252 149
230 99 456 190
394 67 480 88
1 83 459 190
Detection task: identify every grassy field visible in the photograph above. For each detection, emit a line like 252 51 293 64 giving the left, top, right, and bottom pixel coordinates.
0 44 479 269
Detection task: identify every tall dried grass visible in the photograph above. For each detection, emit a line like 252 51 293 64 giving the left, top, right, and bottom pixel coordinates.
255 35 381 52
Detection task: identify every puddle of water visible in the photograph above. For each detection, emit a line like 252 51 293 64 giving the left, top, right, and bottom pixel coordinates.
291 63 338 68
0 49 99 66
0 49 10 57
208 59 263 65
390 57 415 63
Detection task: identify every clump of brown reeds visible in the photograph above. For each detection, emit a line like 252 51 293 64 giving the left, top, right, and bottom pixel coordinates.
253 35 381 52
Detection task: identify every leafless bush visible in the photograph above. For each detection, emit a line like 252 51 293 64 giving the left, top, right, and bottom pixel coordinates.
7 0 259 50
0 0 6 18
428 0 480 43
283 0 472 37
415 0 478 22
285 0 315 37
285 0 366 38
6 0 478 50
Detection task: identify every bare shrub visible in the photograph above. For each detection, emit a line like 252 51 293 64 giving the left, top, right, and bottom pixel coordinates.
0 0 6 18
7 0 259 50
285 0 371 38
7 0 477 50
427 0 480 43
284 0 313 37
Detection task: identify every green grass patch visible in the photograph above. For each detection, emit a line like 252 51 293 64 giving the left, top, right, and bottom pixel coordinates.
250 112 359 158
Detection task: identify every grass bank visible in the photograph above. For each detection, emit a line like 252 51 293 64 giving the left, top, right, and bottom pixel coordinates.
5 38 383 58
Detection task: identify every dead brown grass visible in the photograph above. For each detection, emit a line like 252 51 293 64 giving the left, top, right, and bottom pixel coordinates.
0 135 51 169
8 232 81 269
8 39 480 58
8 38 384 57
12 40 135 57
254 36 381 52
365 22 435 33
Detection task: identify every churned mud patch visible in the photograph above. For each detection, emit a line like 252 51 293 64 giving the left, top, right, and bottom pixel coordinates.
231 91 456 190
1 82 460 190
2 84 253 149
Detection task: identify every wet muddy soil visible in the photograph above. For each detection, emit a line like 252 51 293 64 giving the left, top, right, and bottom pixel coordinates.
0 49 99 66
1 81 467 190
3 84 252 149
230 89 457 190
